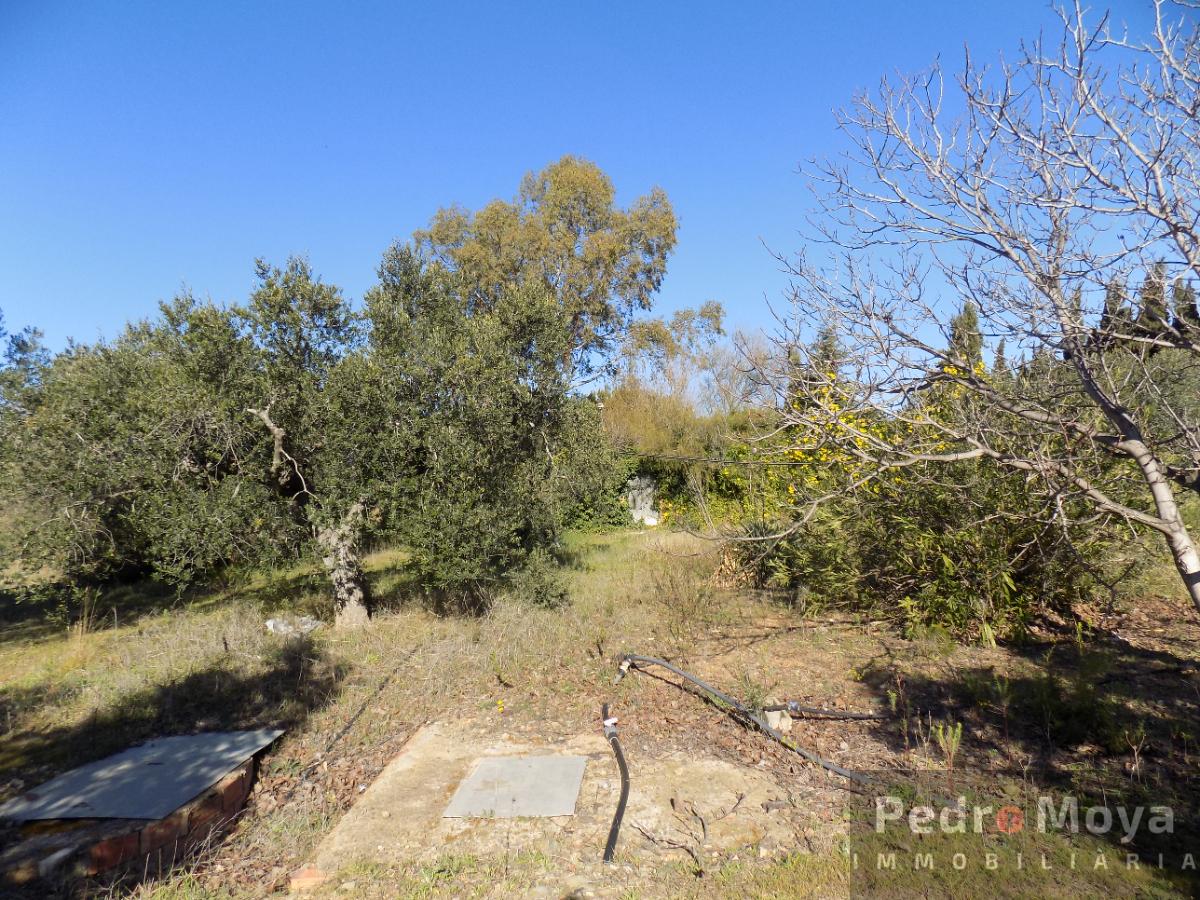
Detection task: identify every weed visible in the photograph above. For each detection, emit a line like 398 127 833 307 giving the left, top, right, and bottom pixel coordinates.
1126 721 1148 782
932 720 964 792
979 620 997 649
735 669 776 713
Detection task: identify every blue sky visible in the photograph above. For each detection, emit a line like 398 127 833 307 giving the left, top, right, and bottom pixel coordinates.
0 1 1155 350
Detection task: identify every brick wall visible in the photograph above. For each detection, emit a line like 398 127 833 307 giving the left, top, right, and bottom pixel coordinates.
2 758 256 887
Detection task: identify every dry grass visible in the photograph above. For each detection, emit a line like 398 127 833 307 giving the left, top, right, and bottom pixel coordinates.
2 528 1197 898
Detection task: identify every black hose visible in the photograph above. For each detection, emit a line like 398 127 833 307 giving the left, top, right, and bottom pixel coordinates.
601 703 629 864
614 654 869 785
762 701 888 720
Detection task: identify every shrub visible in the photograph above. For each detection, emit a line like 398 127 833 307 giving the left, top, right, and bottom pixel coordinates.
729 459 1123 641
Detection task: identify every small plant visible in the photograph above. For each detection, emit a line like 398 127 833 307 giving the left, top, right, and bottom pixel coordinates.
646 553 716 648
735 669 775 713
1174 727 1193 765
932 720 964 792
979 620 997 649
1125 721 1148 782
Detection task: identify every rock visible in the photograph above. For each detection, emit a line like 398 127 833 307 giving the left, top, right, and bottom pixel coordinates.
625 476 659 526
764 709 793 733
265 616 321 637
289 866 328 892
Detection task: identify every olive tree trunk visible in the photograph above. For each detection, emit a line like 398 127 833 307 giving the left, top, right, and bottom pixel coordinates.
315 502 372 628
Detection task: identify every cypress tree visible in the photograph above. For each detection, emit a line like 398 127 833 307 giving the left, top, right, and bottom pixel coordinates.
1173 279 1199 334
1097 277 1132 350
947 301 983 368
1137 261 1169 334
992 338 1008 378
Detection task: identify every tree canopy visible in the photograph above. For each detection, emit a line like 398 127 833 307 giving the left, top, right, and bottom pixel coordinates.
413 155 677 379
0 159 658 622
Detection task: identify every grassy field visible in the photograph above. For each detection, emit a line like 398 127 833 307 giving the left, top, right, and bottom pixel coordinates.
1 530 1198 898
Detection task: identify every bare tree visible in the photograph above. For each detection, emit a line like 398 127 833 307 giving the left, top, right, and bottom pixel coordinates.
756 1 1200 614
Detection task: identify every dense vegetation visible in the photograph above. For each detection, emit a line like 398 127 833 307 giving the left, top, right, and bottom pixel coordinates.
0 158 661 622
3 7 1200 648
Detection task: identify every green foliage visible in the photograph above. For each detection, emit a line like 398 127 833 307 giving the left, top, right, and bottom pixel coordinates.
366 246 598 608
557 399 633 530
951 652 1124 751
2 160 669 615
2 295 306 585
1137 261 1170 334
931 720 962 764
413 155 677 378
947 301 983 367
0 310 50 404
731 459 1115 640
1100 277 1133 335
592 297 744 528
724 318 1137 641
1173 279 1199 332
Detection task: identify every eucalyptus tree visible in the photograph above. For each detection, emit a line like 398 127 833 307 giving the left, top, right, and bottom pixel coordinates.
413 155 677 381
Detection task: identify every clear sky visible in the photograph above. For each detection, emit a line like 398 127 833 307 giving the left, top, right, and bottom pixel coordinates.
0 1 1157 350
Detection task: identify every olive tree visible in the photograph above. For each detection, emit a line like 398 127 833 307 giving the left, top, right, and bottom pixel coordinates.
365 245 589 609
1 296 287 587
3 159 676 622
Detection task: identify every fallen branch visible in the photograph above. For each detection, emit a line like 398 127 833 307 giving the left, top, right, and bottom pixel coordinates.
614 654 871 786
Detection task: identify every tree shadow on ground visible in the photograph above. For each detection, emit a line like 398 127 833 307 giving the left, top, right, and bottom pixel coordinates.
0 635 345 803
0 560 350 650
854 626 1200 888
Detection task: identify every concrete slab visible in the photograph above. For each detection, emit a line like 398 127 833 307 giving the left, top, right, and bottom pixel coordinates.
443 756 587 818
0 730 282 821
306 720 808 882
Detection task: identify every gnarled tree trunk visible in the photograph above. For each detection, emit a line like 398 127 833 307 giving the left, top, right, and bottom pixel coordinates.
246 405 374 627
315 503 373 628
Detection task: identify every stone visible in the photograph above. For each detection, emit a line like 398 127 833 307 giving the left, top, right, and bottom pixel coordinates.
625 476 659 526
289 866 329 892
764 709 793 733
265 615 321 636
